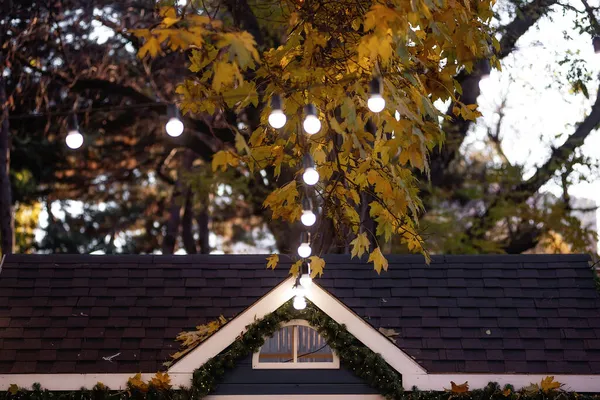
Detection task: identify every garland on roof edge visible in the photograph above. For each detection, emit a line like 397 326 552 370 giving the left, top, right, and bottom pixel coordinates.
2 301 600 400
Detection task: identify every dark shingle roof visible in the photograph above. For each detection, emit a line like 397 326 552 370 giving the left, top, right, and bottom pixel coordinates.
1 254 599 375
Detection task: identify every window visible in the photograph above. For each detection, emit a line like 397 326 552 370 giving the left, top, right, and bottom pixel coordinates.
252 320 340 369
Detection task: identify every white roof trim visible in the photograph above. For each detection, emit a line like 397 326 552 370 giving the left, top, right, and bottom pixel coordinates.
169 277 297 373
306 283 427 376
2 373 600 392
168 279 425 378
407 374 600 392
0 373 192 391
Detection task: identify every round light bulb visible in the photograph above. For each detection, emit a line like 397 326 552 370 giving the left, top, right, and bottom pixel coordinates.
294 284 306 297
166 117 184 137
301 210 316 227
479 74 492 93
303 115 321 135
293 295 307 310
300 273 312 289
297 242 312 258
268 109 287 129
368 94 386 113
302 168 319 186
65 130 84 149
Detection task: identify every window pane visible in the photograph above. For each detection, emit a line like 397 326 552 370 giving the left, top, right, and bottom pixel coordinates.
258 326 294 362
297 325 333 363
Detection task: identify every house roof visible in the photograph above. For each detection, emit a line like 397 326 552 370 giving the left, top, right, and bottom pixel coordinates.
1 253 599 376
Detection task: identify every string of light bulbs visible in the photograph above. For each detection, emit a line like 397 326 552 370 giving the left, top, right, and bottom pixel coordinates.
63 75 384 311
281 76 387 310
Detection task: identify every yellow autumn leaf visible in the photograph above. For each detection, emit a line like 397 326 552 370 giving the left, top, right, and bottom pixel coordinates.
138 36 161 58
212 62 239 92
266 254 279 270
8 384 19 395
218 32 259 69
127 373 148 392
289 259 302 276
350 232 370 258
308 255 325 278
235 132 250 155
368 247 388 274
212 150 239 172
162 16 180 28
540 376 562 393
450 381 469 393
150 372 172 390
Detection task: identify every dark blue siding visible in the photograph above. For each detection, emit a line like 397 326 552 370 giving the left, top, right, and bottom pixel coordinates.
211 355 379 395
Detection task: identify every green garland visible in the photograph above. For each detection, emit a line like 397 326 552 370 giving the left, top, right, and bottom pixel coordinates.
191 300 403 398
2 301 600 400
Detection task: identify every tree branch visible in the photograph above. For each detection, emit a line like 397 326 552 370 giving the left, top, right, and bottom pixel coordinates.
430 0 558 187
464 80 600 249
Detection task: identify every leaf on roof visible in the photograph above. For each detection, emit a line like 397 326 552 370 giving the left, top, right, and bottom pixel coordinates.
450 381 469 393
378 327 399 341
150 372 172 390
523 383 540 394
8 384 19 395
165 315 229 366
541 376 563 393
266 254 279 270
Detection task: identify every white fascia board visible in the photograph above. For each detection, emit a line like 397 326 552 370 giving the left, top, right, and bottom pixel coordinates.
306 283 427 377
2 373 600 393
168 277 297 373
0 373 192 391
405 374 600 392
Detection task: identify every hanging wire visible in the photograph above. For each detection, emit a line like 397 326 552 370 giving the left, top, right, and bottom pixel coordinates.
6 68 428 120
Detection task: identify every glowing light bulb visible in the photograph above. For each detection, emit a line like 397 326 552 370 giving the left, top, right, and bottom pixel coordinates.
65 130 83 149
293 295 307 310
300 273 312 289
303 115 321 135
303 168 319 186
268 109 286 129
395 110 401 121
478 74 492 93
166 117 184 137
303 104 321 135
297 242 312 258
301 210 316 227
368 94 386 113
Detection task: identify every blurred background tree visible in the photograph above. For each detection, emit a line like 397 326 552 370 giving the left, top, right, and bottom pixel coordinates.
0 0 598 257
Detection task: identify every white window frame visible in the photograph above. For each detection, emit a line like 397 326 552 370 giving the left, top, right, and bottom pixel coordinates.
252 319 340 369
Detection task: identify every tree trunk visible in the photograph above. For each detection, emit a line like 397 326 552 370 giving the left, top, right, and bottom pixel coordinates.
162 186 182 254
182 187 197 254
0 69 14 255
196 208 210 254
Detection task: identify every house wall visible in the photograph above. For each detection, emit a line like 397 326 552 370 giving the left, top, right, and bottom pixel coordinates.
211 355 380 395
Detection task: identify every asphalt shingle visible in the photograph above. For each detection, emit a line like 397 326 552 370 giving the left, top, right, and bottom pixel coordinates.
0 253 599 375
